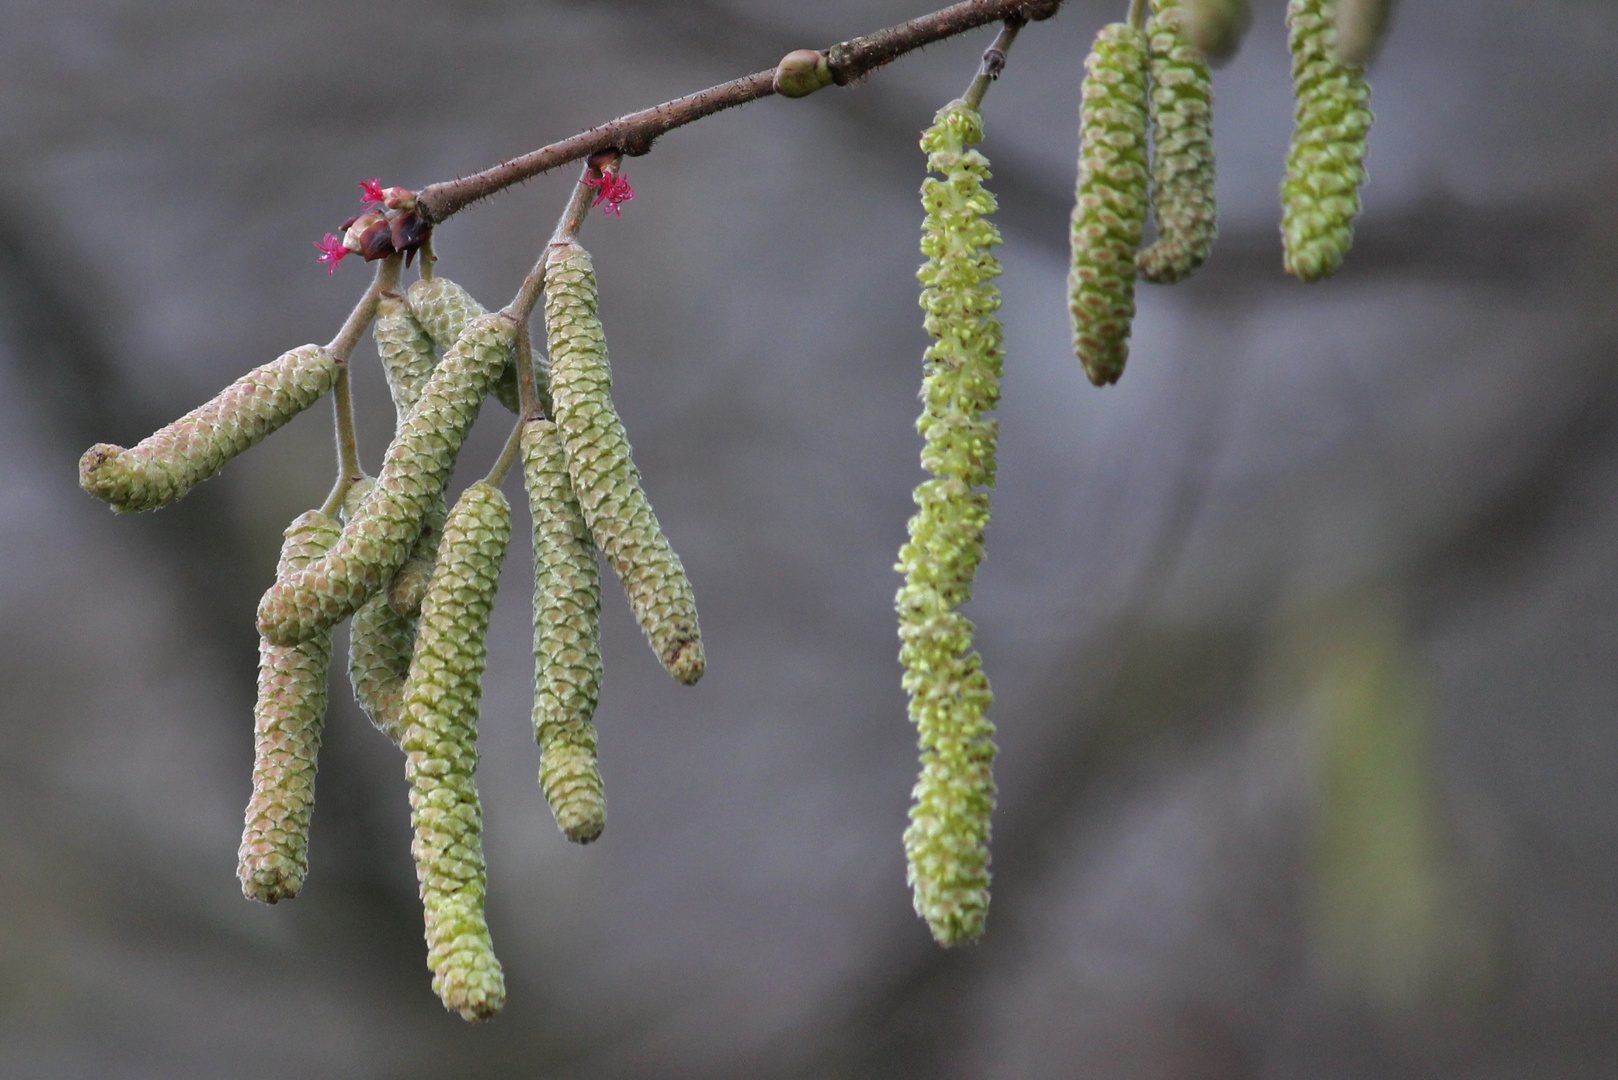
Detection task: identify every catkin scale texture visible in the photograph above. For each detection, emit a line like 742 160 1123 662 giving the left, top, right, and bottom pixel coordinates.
256 312 516 646
80 344 339 513
407 277 524 415
1282 0 1373 282
1137 0 1217 284
238 510 342 903
1069 24 1151 386
350 593 415 746
521 419 606 843
374 290 441 420
897 100 1003 947
401 481 511 1022
543 243 704 686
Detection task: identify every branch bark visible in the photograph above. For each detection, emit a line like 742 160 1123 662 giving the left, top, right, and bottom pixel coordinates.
415 0 1063 224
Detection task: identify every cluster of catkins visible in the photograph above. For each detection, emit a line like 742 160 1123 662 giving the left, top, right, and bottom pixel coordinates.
894 0 1381 947
77 191 700 1020
1069 0 1375 385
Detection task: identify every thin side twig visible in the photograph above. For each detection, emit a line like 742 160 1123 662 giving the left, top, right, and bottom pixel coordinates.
415 0 1063 224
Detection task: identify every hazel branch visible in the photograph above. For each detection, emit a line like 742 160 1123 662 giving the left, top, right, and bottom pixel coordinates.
414 0 1064 224
963 19 1024 110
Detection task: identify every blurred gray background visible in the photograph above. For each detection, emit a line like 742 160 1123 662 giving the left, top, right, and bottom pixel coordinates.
3 0 1617 1076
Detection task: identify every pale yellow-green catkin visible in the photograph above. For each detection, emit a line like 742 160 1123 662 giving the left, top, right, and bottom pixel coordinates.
339 476 413 746
520 418 605 844
897 99 1003 948
1331 0 1393 68
374 289 440 420
80 344 339 513
256 312 516 646
1181 0 1252 63
1069 24 1151 386
350 593 414 747
402 481 511 1022
406 277 523 415
1282 0 1374 282
238 509 342 903
1137 0 1217 284
388 498 446 619
543 243 704 686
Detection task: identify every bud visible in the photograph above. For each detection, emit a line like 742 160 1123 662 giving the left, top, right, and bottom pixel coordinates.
543 242 704 686
1179 0 1251 63
238 510 342 903
521 418 605 844
1137 0 1218 284
406 277 523 415
79 344 340 513
401 481 511 1021
773 49 833 98
899 99 1005 947
256 312 517 646
1281 0 1374 282
1069 23 1150 386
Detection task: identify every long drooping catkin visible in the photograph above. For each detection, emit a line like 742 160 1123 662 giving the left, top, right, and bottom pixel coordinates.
350 593 414 746
256 312 516 646
238 509 342 903
402 481 511 1022
1069 23 1151 386
1282 0 1373 281
520 417 605 843
543 242 704 685
80 345 340 513
898 99 1003 948
1137 0 1217 284
407 277 523 415
374 289 440 420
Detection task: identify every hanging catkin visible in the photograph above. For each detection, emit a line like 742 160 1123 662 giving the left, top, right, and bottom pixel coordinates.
407 277 524 415
1069 23 1151 386
1281 0 1373 282
543 242 704 686
521 417 606 843
401 480 511 1022
371 298 445 620
1180 0 1252 63
80 344 340 513
374 289 440 420
897 99 1004 948
256 312 517 646
1137 0 1217 284
238 509 342 903
387 498 446 619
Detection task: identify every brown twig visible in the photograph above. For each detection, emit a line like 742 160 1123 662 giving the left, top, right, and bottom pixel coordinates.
415 0 1063 224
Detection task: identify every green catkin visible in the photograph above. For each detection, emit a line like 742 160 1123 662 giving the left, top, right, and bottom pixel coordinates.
1180 0 1252 63
387 499 446 619
1137 0 1217 284
339 476 412 746
79 344 340 513
374 288 448 619
1281 0 1374 282
520 418 606 843
256 312 517 646
1069 24 1151 386
897 99 1004 948
1331 0 1393 69
238 510 342 903
402 481 511 1022
407 277 523 415
543 243 705 685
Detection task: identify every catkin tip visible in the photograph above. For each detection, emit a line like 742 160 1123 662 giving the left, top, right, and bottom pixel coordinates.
667 637 705 685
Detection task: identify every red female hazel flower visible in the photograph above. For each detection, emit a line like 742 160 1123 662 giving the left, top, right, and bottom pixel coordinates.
314 234 350 275
360 178 386 204
584 171 635 216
